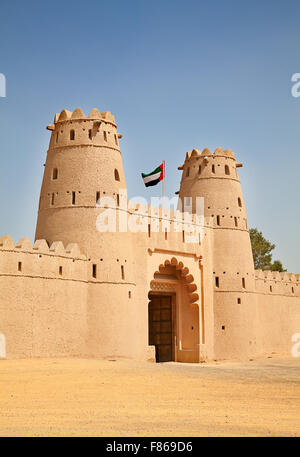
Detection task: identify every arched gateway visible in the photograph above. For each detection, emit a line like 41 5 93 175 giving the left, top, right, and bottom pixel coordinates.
148 257 200 363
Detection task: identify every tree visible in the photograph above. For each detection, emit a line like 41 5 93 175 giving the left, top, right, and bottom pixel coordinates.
249 228 286 272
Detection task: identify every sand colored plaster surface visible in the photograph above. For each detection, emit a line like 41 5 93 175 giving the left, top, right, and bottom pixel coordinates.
0 356 299 437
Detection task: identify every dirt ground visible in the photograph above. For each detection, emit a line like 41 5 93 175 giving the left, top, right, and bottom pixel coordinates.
0 355 299 437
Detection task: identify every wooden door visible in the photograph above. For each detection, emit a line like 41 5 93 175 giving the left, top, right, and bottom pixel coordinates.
149 295 173 362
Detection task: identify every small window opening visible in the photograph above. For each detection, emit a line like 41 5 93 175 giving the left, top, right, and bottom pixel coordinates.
186 167 190 177
242 277 246 288
148 224 151 238
103 131 107 142
182 230 185 243
237 298 241 304
92 264 97 279
96 191 100 203
52 168 58 180
234 217 238 227
128 291 131 299
56 132 59 143
270 285 272 292
114 134 118 145
225 165 230 175
18 262 22 272
59 266 62 276
88 129 92 140
238 197 242 207
215 276 219 288
121 265 125 280
221 325 225 331
292 287 294 294
51 193 55 205
72 191 76 205
165 228 168 240
70 129 75 140
216 215 220 226
212 164 215 174
198 165 201 175
114 169 120 181
116 194 120 206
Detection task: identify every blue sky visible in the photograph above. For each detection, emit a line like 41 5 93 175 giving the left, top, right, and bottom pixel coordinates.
0 0 299 271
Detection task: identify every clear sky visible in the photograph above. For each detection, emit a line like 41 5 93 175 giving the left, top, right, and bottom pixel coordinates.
0 0 299 271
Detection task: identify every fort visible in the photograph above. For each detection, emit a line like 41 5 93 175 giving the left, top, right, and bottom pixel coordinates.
0 107 299 362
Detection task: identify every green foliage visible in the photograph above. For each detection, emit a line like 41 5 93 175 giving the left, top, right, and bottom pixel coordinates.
249 228 286 272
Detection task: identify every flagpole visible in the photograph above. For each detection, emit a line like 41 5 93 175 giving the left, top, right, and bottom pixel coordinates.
163 160 165 199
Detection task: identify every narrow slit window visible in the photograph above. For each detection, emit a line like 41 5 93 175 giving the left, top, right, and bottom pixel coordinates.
56 132 59 143
116 194 120 206
212 164 215 174
215 276 219 288
18 262 22 272
217 215 220 226
103 131 107 142
237 298 241 304
225 165 230 175
242 277 246 288
51 193 55 206
292 287 294 294
59 266 62 276
70 129 75 140
128 291 131 299
96 191 100 203
165 228 168 240
234 217 238 227
198 165 201 175
114 134 118 145
52 168 58 180
114 169 120 181
121 265 125 280
92 264 97 279
72 191 76 205
182 230 185 243
148 224 151 238
238 197 242 207
88 129 92 140
186 167 190 177
270 285 272 292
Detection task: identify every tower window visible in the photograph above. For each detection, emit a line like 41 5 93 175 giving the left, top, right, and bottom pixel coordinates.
18 262 22 272
72 191 76 205
52 168 58 180
56 132 59 143
270 285 272 292
51 193 55 205
121 265 125 280
165 228 168 240
116 194 120 206
128 291 131 299
88 129 92 139
292 287 294 294
70 129 75 140
186 167 190 177
114 134 118 146
215 276 219 288
182 230 185 243
148 224 151 238
96 191 100 203
242 277 246 288
234 217 238 227
103 131 107 142
237 298 241 304
238 197 242 207
212 165 215 174
198 165 201 175
59 266 62 276
216 215 220 226
114 169 120 181
92 264 97 279
225 165 230 175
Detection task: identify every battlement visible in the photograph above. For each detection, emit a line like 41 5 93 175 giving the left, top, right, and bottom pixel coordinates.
47 107 116 128
254 268 300 296
178 147 237 170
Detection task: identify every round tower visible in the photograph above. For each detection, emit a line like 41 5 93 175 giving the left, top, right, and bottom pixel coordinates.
35 108 146 359
178 147 257 359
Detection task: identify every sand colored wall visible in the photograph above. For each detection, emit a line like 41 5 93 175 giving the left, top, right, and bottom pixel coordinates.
0 235 88 358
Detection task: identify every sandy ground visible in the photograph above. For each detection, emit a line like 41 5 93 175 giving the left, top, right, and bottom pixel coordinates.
0 355 299 437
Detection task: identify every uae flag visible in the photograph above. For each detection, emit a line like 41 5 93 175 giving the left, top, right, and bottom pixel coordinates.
141 163 164 187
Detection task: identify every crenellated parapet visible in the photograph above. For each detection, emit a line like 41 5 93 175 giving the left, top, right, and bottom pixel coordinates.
47 107 121 151
255 269 300 296
0 235 87 282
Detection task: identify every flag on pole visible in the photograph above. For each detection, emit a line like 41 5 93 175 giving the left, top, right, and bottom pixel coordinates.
141 163 164 187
